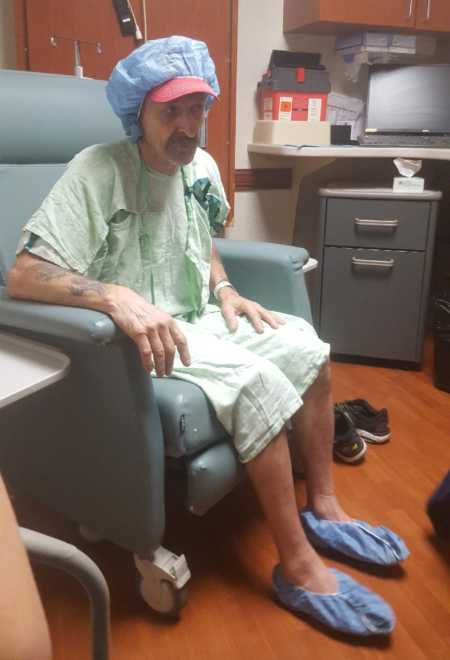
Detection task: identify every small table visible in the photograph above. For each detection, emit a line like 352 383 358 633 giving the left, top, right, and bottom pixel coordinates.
0 331 110 660
0 332 70 410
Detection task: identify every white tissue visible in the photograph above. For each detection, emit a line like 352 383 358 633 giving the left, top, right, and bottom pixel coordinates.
393 158 422 178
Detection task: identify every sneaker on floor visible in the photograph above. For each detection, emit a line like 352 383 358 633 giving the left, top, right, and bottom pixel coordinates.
337 399 391 444
334 405 367 464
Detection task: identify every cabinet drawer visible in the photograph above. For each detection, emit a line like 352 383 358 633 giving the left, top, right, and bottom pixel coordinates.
324 198 430 250
319 247 425 361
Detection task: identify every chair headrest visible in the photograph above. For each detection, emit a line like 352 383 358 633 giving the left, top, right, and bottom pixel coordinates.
0 70 125 164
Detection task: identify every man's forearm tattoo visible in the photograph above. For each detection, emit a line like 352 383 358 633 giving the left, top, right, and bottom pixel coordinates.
29 262 68 282
70 276 106 298
27 261 105 298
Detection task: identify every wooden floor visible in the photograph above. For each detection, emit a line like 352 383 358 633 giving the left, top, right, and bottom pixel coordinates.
14 340 450 660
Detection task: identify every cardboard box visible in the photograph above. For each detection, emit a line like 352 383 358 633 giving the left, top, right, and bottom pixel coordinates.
253 120 331 146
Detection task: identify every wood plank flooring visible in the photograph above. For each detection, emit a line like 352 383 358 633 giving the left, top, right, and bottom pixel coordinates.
13 340 450 659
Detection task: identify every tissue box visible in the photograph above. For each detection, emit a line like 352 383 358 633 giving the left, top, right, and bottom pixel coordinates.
336 31 436 58
389 34 436 55
336 32 390 51
393 177 425 193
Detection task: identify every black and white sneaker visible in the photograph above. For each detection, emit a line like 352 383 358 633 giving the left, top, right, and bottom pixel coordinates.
333 405 367 464
337 399 391 444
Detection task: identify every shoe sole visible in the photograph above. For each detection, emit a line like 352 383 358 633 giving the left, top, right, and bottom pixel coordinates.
357 429 391 444
334 442 367 464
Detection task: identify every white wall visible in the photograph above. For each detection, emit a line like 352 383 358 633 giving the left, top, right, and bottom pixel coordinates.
227 0 365 242
0 0 16 69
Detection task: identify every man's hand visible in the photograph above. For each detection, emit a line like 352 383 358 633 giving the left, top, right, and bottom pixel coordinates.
109 286 191 376
7 254 190 377
218 286 285 334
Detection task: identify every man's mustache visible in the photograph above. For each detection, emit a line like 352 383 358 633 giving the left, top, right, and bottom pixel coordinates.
168 133 198 147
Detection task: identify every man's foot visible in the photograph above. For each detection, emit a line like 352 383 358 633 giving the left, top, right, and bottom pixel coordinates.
273 565 395 636
300 509 410 566
309 493 352 523
282 552 338 594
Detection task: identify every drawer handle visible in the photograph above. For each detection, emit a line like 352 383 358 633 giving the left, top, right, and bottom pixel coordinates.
352 257 395 269
354 218 399 230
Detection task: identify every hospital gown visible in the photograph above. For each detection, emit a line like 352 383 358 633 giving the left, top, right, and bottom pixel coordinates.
17 140 329 462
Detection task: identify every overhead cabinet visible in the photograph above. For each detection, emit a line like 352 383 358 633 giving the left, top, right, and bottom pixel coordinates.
284 0 450 34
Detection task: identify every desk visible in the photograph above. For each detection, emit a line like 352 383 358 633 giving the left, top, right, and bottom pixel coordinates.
248 144 450 161
246 144 450 247
247 142 450 246
247 144 450 363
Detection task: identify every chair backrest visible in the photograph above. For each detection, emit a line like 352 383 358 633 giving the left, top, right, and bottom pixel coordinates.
0 69 125 284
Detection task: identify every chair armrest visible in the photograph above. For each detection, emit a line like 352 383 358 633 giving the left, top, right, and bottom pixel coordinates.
214 238 313 322
0 287 121 345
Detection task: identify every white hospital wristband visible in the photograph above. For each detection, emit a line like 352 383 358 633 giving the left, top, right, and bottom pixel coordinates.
213 280 235 301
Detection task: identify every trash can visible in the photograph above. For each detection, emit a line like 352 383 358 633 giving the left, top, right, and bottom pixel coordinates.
433 293 450 393
427 470 450 538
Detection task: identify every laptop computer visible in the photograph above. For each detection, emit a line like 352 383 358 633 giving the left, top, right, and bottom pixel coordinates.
359 65 450 148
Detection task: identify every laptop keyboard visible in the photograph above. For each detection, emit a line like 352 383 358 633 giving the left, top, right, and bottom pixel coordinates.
359 133 450 148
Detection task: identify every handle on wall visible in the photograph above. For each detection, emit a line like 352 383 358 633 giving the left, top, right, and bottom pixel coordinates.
352 257 395 270
50 36 102 78
354 218 399 231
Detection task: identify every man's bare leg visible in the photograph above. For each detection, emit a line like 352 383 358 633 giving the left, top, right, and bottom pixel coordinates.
246 431 337 593
292 361 351 522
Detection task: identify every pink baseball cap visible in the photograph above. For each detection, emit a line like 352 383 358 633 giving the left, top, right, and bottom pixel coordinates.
147 76 217 103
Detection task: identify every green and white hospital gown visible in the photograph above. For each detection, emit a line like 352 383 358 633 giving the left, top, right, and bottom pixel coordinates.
17 141 329 463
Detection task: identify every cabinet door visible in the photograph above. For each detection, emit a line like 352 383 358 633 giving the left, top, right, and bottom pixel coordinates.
415 0 450 31
284 0 416 33
320 247 425 361
320 0 416 27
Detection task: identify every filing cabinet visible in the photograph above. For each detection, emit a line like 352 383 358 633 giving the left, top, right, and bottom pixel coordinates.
317 184 441 364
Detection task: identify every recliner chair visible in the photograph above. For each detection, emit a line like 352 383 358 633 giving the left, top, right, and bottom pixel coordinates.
0 69 314 615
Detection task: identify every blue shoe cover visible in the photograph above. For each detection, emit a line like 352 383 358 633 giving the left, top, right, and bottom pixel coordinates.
273 566 395 636
300 510 410 566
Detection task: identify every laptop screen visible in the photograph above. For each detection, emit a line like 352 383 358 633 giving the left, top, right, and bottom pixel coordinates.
366 65 450 134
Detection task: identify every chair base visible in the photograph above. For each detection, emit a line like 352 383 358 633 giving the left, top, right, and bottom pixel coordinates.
135 546 191 617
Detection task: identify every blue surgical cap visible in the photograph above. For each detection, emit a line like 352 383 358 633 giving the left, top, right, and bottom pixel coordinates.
106 35 220 142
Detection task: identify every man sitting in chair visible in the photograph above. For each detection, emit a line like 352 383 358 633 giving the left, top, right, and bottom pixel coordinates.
7 36 408 637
